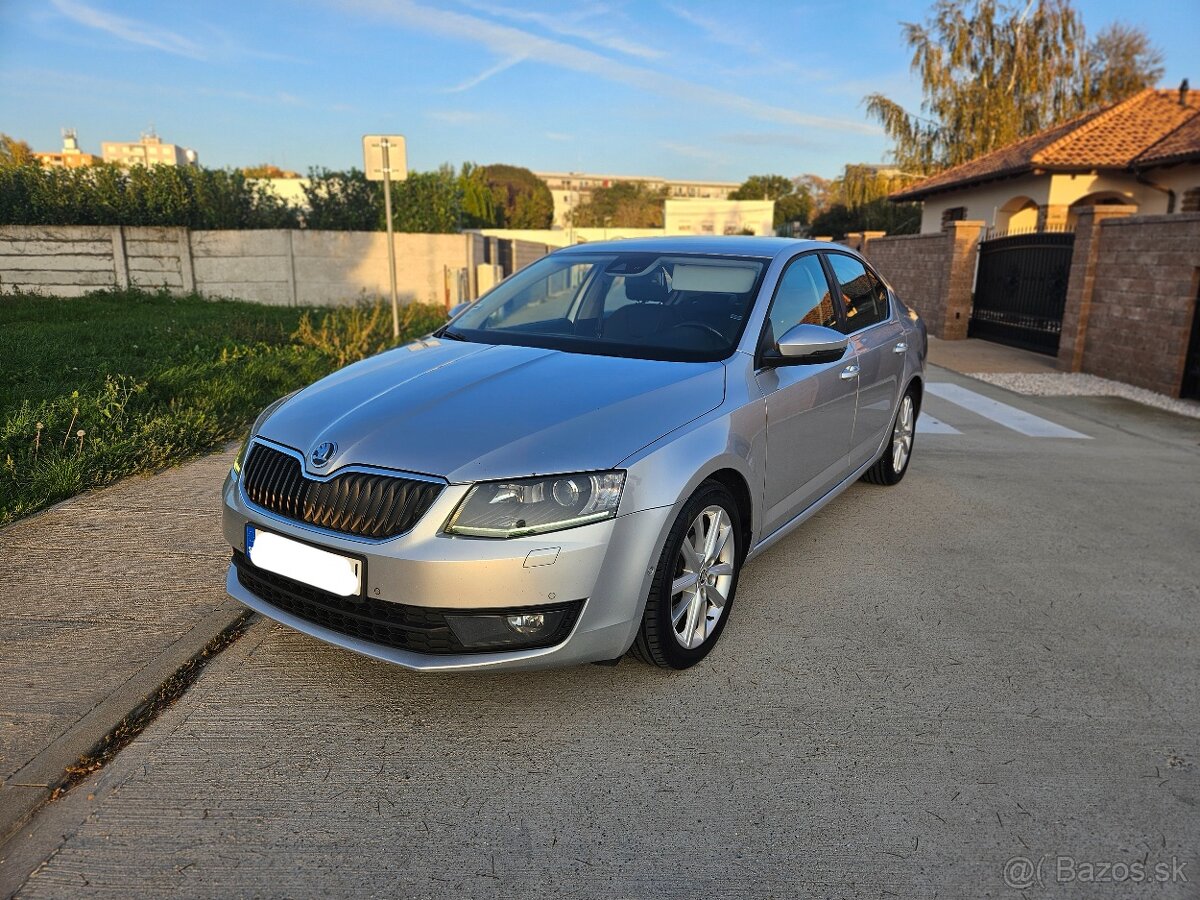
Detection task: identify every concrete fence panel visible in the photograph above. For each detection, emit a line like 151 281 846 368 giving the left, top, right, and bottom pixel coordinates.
290 231 470 307
191 229 294 305
0 225 119 297
125 226 185 291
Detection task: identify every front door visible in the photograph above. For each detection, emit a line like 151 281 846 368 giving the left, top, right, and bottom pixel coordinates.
755 253 858 537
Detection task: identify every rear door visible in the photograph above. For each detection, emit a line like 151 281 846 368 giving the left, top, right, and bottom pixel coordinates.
821 252 907 470
754 252 859 537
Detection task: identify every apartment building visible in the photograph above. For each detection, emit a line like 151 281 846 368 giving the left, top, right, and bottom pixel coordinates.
35 130 100 169
535 171 740 228
101 132 198 168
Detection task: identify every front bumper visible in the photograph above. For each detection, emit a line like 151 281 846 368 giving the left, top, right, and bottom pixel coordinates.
221 471 672 671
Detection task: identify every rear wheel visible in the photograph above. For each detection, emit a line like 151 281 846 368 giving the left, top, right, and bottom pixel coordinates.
863 387 916 486
631 482 742 669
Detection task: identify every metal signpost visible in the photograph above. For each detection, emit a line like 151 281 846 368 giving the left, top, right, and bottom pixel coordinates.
362 135 408 338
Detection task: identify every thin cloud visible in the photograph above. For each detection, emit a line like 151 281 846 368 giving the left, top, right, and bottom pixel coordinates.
544 132 573 142
658 140 727 164
444 55 526 93
338 0 878 135
49 0 207 59
458 0 665 61
48 0 307 65
665 4 759 54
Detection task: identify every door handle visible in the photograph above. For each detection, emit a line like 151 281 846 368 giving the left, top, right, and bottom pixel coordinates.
840 365 860 380
893 342 908 354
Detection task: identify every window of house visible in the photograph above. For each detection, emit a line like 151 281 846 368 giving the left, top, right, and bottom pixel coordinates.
824 253 889 333
1182 187 1200 214
941 206 966 227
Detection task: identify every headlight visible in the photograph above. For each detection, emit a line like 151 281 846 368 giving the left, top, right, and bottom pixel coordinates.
445 471 625 538
230 390 300 479
231 433 252 478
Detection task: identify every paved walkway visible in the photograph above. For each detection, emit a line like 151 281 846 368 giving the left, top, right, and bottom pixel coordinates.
0 446 243 843
927 335 1057 374
4 368 1197 898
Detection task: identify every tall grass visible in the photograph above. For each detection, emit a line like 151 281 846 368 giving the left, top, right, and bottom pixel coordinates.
0 289 446 525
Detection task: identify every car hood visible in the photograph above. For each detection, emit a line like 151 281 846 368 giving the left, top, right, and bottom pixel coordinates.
259 339 726 483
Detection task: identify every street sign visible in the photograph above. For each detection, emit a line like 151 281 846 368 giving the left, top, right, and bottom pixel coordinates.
362 135 407 338
361 135 407 182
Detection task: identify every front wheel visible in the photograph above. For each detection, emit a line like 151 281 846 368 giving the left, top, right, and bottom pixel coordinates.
863 386 916 486
631 482 742 669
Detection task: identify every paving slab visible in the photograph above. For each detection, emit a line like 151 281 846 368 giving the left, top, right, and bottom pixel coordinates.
927 335 1058 374
4 369 1197 898
0 446 244 842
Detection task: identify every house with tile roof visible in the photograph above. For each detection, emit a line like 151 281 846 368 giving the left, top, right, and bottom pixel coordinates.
891 85 1200 234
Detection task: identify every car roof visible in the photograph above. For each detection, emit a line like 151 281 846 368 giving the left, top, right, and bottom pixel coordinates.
552 236 838 260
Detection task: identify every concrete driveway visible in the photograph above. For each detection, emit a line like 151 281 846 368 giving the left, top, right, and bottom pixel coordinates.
2 367 1198 898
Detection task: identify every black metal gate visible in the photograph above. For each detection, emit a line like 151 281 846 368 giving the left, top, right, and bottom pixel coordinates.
969 231 1075 354
1182 287 1200 400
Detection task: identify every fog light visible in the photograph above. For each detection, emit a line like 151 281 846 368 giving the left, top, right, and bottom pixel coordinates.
506 613 545 634
443 602 583 652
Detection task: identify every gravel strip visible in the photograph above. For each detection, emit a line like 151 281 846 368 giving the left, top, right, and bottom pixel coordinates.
968 372 1200 420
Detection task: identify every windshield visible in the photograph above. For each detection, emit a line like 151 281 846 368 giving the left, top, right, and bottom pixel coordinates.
444 251 769 362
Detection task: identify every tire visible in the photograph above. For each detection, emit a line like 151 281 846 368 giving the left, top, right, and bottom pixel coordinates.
631 481 743 669
862 386 917 486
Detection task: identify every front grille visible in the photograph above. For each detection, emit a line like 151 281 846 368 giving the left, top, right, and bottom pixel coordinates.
234 551 463 653
233 553 585 655
241 443 442 539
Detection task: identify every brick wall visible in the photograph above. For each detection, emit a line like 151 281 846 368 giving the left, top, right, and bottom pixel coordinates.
861 223 982 340
860 232 948 330
1072 213 1200 396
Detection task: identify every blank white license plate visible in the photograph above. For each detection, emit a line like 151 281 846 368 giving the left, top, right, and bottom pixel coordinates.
245 525 362 597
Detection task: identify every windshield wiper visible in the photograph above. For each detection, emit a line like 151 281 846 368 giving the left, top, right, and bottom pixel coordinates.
439 328 469 341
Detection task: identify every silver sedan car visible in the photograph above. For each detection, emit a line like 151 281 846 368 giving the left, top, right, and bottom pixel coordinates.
222 237 926 671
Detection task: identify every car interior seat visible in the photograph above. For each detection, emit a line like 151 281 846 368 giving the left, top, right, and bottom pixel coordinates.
600 272 673 343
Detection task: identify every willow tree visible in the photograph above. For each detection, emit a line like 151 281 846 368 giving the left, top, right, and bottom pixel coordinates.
865 0 1164 173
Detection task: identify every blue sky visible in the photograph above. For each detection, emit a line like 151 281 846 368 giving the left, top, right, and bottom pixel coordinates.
1 1 1196 181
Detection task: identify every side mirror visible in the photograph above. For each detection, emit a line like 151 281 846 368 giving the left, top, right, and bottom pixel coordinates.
769 323 848 365
447 301 471 320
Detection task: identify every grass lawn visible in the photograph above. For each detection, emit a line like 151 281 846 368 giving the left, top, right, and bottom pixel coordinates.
0 289 444 525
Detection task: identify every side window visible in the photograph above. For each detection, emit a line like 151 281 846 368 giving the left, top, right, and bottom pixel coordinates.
825 253 889 333
763 254 838 347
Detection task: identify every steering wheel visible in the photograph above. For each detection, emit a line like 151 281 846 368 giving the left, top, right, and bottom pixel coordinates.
669 321 726 344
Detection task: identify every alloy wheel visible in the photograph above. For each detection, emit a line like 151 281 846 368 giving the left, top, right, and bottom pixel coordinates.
669 505 736 650
892 394 914 473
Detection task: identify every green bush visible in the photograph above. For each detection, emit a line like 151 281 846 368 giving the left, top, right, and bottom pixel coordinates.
301 165 468 233
0 159 555 233
0 290 447 525
0 163 298 229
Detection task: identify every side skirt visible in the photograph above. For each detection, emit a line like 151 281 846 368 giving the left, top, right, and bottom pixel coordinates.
744 453 880 564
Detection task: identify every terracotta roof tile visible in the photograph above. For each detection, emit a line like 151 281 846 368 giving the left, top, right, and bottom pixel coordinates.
891 89 1200 201
1137 113 1200 166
